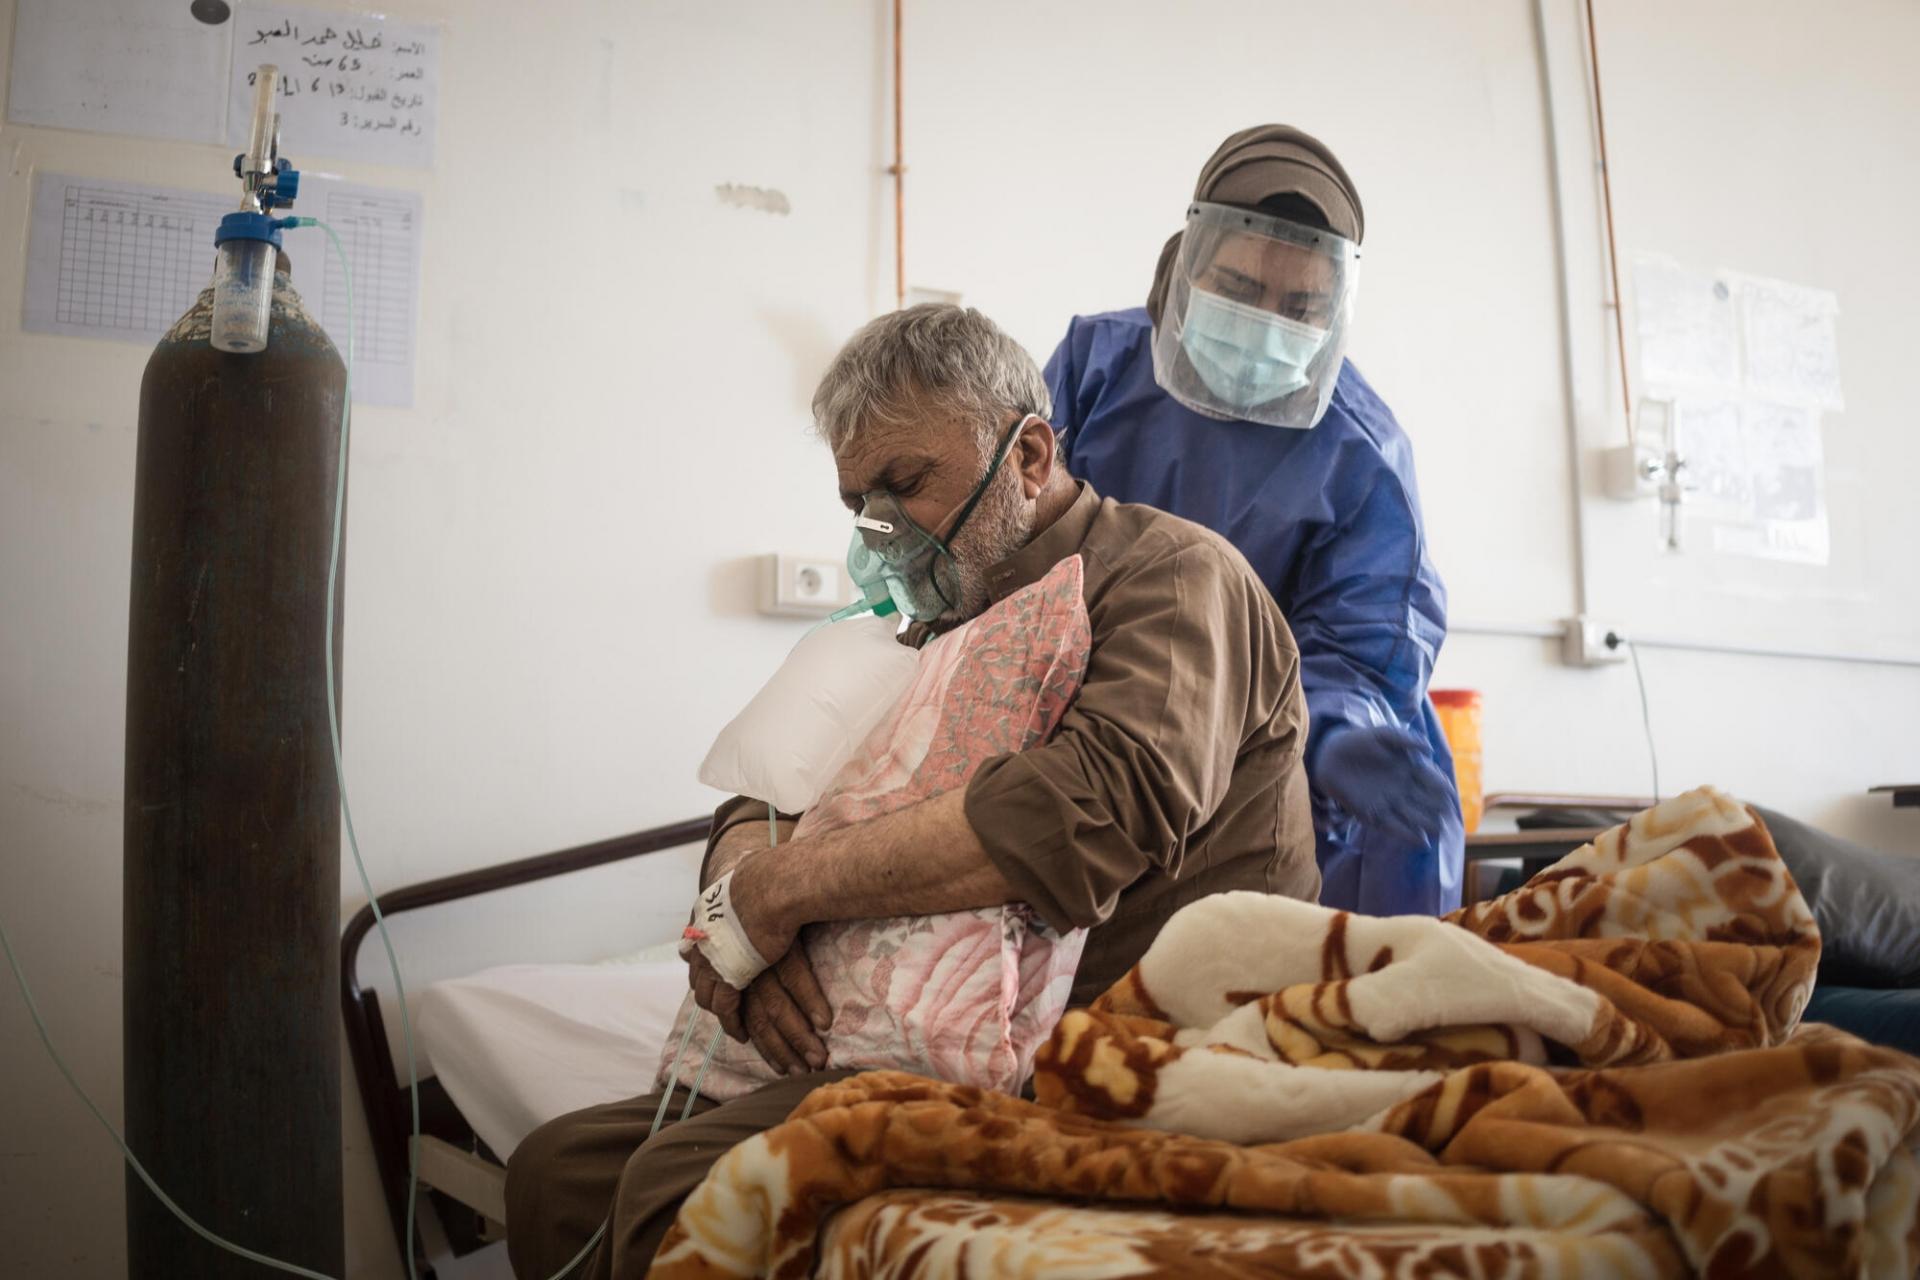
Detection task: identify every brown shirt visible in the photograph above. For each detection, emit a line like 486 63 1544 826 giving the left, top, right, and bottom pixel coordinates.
710 482 1318 1007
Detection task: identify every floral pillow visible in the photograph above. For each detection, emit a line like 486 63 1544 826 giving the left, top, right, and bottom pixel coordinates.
659 556 1091 1100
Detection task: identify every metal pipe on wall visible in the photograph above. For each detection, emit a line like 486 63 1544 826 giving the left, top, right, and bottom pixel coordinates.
1583 0 1636 447
889 0 905 308
1530 0 1594 622
1611 632 1920 670
1452 620 1920 670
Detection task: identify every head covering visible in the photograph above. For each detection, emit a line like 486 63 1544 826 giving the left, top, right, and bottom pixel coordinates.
1146 125 1364 326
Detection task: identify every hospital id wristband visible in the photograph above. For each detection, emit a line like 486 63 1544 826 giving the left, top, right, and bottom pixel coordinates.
680 871 770 989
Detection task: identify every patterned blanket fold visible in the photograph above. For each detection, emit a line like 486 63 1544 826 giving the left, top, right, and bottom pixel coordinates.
648 788 1920 1279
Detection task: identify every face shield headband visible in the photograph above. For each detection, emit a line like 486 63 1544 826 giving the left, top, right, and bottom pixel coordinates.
844 414 1032 623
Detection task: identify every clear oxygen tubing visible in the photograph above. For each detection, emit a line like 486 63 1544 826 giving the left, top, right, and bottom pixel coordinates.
647 802 784 1140
826 589 895 625
1624 638 1661 803
0 219 602 1280
0 923 332 1280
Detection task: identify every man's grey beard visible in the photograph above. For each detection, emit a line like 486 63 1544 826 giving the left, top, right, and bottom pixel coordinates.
944 466 1033 622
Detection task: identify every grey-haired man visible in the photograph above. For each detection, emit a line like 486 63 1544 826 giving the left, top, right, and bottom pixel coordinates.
506 304 1318 1279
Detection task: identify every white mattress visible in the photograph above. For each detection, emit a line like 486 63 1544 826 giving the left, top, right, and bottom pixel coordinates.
415 944 688 1160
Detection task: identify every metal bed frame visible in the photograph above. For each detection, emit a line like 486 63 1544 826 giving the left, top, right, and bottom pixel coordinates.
340 815 712 1278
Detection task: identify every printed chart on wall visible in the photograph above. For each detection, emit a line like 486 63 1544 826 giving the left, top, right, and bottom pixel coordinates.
19 177 233 342
22 172 423 407
1634 256 1843 566
6 0 441 168
312 181 423 406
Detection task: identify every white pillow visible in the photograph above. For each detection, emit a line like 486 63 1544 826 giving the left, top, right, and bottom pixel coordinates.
697 613 922 814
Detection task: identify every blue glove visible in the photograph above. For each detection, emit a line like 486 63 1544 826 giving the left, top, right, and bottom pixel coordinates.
1312 724 1457 848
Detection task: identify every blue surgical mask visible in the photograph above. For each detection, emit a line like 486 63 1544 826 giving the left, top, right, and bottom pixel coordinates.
1179 289 1329 412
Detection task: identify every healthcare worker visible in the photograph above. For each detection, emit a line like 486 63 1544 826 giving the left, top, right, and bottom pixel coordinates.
1045 124 1463 916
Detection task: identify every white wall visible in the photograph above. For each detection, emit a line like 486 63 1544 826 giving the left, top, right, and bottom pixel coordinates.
2 1 1915 1277
901 0 1920 853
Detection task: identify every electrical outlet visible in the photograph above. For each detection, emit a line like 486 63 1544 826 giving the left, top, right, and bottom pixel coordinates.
1561 616 1629 666
757 553 853 618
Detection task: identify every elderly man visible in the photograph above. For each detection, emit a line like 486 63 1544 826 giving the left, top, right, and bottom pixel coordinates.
505 304 1318 1279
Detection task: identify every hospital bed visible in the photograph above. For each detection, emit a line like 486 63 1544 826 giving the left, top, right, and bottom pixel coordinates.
339 797 1646 1276
341 815 710 1277
342 792 1905 1278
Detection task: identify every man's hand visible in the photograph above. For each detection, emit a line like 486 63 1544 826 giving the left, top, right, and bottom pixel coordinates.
725 849 800 969
681 787 1018 1075
687 944 831 1074
686 945 743 1038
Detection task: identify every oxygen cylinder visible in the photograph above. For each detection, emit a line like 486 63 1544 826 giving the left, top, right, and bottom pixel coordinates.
123 249 346 1277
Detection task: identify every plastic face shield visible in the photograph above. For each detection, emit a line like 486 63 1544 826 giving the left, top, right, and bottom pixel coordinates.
1150 201 1361 429
843 417 1028 623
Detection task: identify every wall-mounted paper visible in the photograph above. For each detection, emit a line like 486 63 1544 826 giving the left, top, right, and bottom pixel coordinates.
1673 398 1749 519
1736 275 1844 411
228 5 439 168
22 170 422 409
1681 396 1829 566
6 0 231 144
1637 253 1842 566
1743 400 1826 530
1633 255 1738 388
311 180 423 407
22 173 233 343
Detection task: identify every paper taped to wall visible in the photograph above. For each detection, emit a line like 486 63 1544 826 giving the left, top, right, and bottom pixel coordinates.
5 0 232 145
1677 397 1830 566
1673 398 1749 519
228 6 440 168
22 174 234 343
23 171 423 408
1735 274 1844 411
314 181 424 407
1636 254 1842 566
7 0 443 170
1634 256 1737 388
1634 257 1844 411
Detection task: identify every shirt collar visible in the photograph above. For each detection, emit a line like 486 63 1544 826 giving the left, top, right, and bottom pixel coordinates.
983 480 1101 605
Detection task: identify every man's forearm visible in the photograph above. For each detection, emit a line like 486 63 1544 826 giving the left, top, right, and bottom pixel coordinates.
736 788 1016 936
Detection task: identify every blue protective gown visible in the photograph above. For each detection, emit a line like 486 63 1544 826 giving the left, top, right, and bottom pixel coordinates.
1045 307 1463 916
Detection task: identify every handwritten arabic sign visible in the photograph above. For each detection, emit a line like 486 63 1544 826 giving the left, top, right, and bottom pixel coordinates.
228 5 439 168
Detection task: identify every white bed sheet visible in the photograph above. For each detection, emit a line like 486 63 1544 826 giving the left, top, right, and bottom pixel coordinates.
416 946 688 1161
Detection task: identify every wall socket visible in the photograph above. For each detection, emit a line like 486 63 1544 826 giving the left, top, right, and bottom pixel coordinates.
757 553 853 618
1561 615 1629 666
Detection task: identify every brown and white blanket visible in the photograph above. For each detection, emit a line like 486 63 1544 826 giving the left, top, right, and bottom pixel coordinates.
648 787 1920 1278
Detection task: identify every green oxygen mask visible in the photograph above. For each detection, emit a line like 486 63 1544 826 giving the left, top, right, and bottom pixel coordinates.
836 415 1029 624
